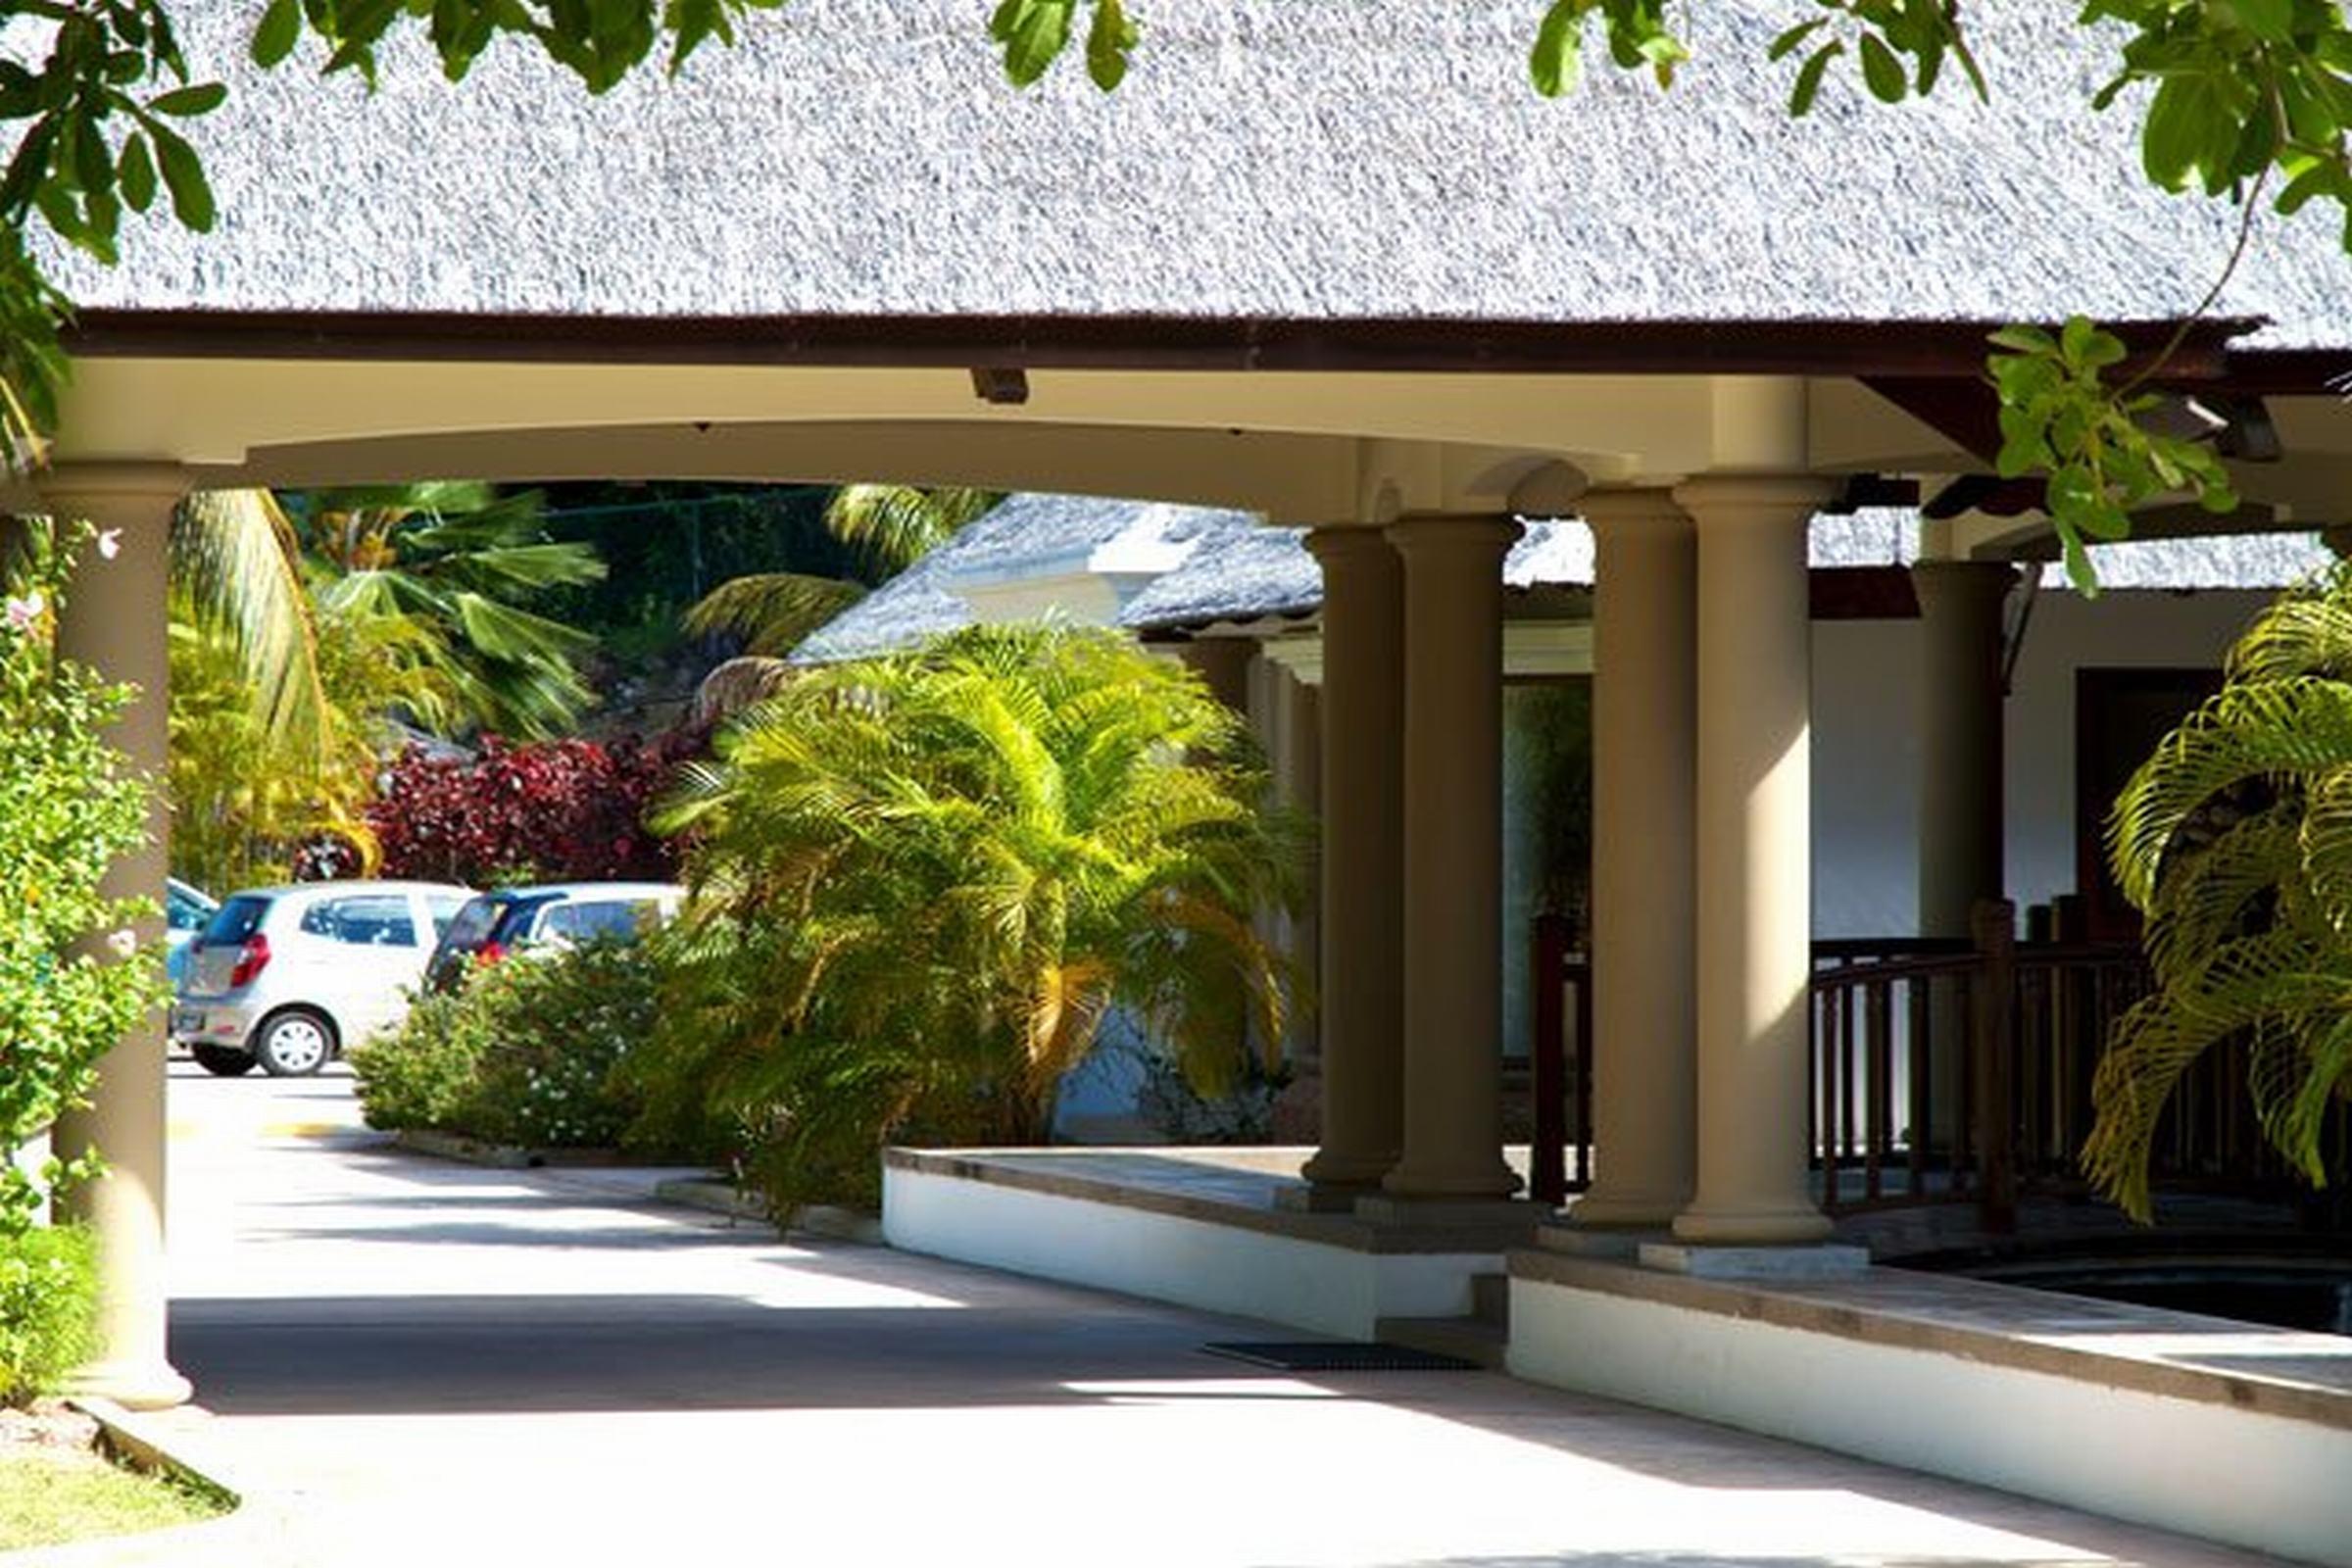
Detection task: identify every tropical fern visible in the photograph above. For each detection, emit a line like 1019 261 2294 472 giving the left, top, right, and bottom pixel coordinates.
2090 564 2352 1219
641 622 1306 1213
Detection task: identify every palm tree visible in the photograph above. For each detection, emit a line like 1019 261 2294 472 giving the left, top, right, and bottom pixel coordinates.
166 483 606 885
682 486 1000 716
174 484 606 748
2088 565 2352 1219
169 579 462 891
642 622 1305 1209
289 483 607 739
821 484 999 575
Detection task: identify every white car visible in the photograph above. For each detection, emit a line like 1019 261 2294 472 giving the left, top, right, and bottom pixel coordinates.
172 880 477 1077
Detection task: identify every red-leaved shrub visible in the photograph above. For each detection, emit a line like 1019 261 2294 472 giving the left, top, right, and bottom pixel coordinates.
368 735 697 887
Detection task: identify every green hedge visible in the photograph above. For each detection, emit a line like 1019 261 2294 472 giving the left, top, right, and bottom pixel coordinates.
354 941 669 1152
0 1224 97 1407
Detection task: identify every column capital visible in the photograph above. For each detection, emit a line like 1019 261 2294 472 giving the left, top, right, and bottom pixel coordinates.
1384 512 1520 558
1581 487 1693 537
36 462 193 514
1671 473 1838 524
1303 523 1400 566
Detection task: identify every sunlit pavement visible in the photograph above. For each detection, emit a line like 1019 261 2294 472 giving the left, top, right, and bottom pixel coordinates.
28 1063 2285 1567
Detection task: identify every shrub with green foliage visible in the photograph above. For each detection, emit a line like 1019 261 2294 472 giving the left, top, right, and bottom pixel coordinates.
352 940 672 1152
642 622 1305 1215
0 1225 96 1407
0 519 163 1243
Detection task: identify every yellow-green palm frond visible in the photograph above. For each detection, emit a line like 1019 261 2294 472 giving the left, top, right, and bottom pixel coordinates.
2107 677 2352 908
172 488 329 756
684 572 867 659
644 619 1307 1177
823 485 998 575
2089 567 2352 1221
2227 570 2352 684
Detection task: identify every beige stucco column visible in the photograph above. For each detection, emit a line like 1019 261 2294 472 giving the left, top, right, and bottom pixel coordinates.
1673 475 1837 1246
1176 636 1256 714
1298 528 1405 1191
1570 490 1697 1228
1913 562 2017 939
41 464 192 1409
1382 514 1521 1200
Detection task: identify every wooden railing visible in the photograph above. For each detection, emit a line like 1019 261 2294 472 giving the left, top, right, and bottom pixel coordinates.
1527 912 1591 1206
1528 900 2349 1226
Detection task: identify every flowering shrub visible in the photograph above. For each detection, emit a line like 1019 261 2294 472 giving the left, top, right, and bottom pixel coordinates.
352 940 681 1152
366 734 695 888
0 520 162 1244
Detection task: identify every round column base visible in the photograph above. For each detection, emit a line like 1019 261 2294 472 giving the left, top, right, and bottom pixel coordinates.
1564 1186 1691 1230
1379 1158 1521 1200
1670 1200 1834 1247
1299 1148 1397 1189
69 1355 194 1411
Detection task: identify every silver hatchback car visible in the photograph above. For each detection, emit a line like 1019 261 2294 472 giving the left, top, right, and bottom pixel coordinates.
172 880 477 1077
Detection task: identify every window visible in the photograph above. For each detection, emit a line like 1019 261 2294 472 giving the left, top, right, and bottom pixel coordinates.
298 895 418 948
167 885 213 932
200 896 270 948
538 899 657 946
426 896 470 940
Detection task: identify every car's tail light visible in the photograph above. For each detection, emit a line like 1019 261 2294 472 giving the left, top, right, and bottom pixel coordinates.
475 941 506 965
227 934 270 988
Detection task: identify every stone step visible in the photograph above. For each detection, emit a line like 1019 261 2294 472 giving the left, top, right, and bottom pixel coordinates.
1374 1314 1508 1372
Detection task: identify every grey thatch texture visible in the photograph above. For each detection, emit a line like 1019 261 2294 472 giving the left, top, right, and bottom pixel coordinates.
797 494 2334 659
1117 524 1317 630
2034 532 2335 591
43 5 2349 348
792 491 1257 661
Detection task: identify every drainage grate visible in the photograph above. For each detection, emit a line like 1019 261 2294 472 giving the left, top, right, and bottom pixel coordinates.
1200 1340 1479 1373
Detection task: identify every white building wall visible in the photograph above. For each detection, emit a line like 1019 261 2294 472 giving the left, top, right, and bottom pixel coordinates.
1812 620 1923 939
2000 589 2267 922
1810 589 2272 942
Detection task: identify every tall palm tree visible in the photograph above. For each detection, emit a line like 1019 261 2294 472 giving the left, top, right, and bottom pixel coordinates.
172 483 607 745
683 487 1000 715
821 484 999 576
2088 564 2352 1219
643 622 1305 1209
290 483 607 739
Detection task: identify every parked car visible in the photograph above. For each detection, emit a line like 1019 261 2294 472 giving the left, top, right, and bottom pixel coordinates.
172 880 477 1077
164 877 218 990
423 882 684 995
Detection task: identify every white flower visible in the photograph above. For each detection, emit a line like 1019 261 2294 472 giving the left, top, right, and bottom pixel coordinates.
4 591 44 632
95 528 122 561
106 928 137 958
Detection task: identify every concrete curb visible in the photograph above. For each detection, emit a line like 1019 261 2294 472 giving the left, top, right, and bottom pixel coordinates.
387 1131 887 1244
69 1397 241 1511
390 1128 632 1169
654 1178 886 1246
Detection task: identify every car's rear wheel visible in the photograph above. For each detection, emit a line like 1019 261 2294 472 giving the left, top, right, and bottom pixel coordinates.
253 1009 335 1077
191 1044 257 1078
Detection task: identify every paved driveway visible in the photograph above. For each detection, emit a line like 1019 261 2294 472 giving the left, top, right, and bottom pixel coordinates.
22 1065 2284 1567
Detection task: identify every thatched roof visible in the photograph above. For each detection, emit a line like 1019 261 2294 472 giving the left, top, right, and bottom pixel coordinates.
46 5 2349 351
795 496 2331 660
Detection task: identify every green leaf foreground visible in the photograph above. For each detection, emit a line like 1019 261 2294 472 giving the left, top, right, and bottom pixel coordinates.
2091 569 2352 1219
0 0 2347 583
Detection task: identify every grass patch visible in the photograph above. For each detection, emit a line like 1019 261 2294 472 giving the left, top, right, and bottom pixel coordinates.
0 1446 226 1550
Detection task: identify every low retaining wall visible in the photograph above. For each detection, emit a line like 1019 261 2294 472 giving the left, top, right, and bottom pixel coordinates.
883 1150 1512 1339
1508 1248 2352 1567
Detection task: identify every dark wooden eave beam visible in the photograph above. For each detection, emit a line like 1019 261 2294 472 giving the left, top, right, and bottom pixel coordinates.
62 309 2275 380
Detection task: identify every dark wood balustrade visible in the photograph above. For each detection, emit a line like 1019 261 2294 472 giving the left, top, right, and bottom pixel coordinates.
1528 900 2351 1226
